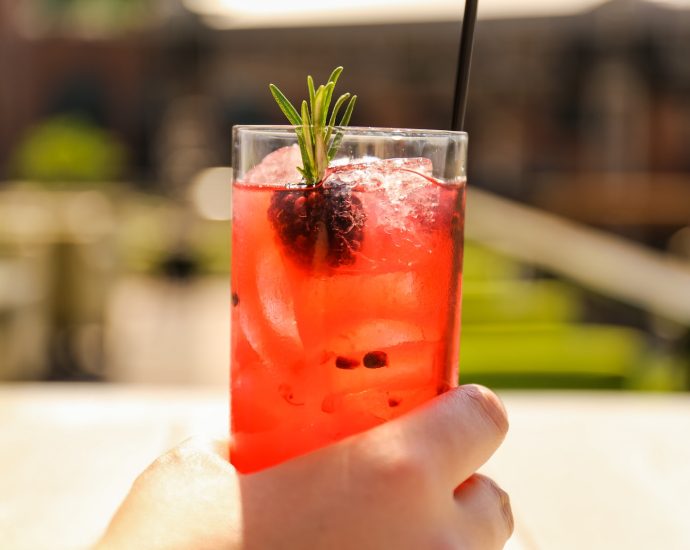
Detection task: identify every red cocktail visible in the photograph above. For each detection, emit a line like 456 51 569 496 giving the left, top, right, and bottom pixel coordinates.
231 127 467 473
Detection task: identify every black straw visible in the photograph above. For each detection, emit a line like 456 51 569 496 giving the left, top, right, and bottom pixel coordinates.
451 0 478 131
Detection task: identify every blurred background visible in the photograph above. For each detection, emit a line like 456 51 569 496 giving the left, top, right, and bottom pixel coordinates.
1 0 689 391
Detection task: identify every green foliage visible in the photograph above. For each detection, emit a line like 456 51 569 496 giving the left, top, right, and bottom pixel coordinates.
38 0 153 34
460 323 645 379
462 280 583 324
10 115 127 185
460 242 686 391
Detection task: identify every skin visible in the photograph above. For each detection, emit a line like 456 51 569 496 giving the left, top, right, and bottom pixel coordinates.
97 384 512 550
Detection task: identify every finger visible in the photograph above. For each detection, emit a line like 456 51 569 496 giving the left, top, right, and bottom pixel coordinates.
361 384 508 486
173 436 231 461
134 437 238 512
147 437 234 479
102 437 240 549
193 436 231 462
455 474 514 546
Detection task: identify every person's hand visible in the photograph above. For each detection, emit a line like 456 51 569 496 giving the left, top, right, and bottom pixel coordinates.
96 384 512 550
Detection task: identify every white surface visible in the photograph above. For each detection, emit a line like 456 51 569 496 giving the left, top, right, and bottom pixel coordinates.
0 385 228 550
483 392 690 550
1 385 689 549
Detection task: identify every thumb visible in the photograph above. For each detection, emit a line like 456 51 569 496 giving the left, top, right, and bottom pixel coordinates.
353 384 508 486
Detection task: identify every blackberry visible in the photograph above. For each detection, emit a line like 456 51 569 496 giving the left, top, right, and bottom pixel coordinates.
335 356 360 369
268 180 365 268
363 351 388 368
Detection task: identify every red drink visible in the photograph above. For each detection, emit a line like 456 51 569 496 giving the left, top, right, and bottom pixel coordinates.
231 129 466 473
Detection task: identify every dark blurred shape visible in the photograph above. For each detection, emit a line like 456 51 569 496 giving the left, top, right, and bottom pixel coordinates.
464 0 690 250
48 70 107 125
157 247 201 282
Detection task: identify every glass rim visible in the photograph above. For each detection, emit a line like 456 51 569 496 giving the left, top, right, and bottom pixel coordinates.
233 125 468 139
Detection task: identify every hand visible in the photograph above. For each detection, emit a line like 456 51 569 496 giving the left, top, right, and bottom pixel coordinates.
96 384 512 550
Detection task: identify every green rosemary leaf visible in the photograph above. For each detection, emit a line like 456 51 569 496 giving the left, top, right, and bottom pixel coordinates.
269 67 355 184
339 95 357 128
269 84 301 126
302 100 315 149
314 83 334 129
312 85 326 131
295 128 311 177
327 129 343 160
325 92 350 143
321 82 335 127
300 101 316 182
329 93 350 125
327 66 344 87
315 135 328 176
328 95 357 159
307 76 315 118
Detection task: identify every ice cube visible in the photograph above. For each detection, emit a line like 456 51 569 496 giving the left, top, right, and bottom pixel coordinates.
290 271 422 347
379 157 434 177
241 145 303 185
323 158 441 238
327 157 434 181
327 319 426 356
255 246 301 343
238 240 304 372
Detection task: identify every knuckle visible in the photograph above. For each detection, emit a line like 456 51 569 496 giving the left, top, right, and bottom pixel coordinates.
150 439 217 472
379 451 430 488
358 439 434 495
160 446 195 468
464 385 509 435
131 438 226 493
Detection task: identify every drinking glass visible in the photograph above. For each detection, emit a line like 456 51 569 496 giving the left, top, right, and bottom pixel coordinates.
231 126 467 473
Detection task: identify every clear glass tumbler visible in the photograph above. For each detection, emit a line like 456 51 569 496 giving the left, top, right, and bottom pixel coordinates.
231 126 467 473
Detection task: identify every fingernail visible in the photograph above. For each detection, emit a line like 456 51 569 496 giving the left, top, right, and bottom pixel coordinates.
499 487 515 536
464 384 509 432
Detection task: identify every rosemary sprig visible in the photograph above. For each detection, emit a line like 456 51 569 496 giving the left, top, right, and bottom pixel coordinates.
269 67 357 185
